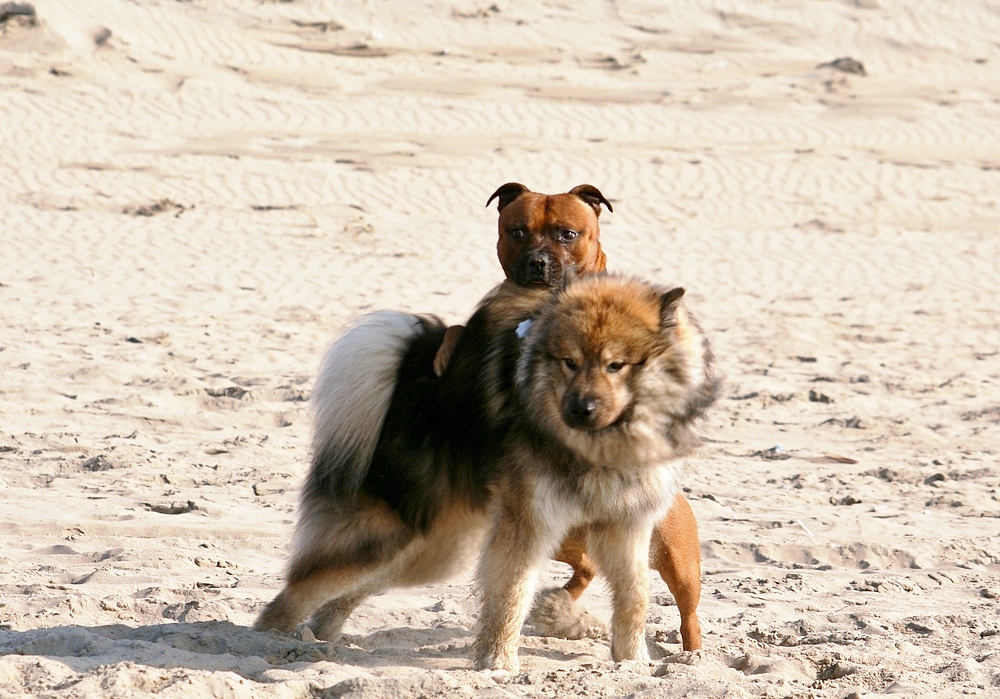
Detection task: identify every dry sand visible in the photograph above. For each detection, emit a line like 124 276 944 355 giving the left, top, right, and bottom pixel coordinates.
2 1 999 697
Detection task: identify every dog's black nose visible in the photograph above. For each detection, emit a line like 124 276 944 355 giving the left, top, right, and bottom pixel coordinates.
515 251 558 286
565 393 599 427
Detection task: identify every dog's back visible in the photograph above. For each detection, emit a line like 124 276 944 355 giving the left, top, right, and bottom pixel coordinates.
368 282 554 530
307 282 552 534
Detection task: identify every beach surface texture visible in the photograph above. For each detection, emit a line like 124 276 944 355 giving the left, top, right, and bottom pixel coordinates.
1 1 999 696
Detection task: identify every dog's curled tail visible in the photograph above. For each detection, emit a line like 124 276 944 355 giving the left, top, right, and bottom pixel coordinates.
308 311 425 499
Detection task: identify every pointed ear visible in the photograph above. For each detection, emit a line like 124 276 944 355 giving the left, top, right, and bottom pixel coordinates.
660 287 686 328
486 183 530 211
569 184 613 215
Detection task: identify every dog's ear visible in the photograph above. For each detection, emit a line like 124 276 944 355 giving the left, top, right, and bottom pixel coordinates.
486 182 530 211
569 184 613 215
660 287 686 329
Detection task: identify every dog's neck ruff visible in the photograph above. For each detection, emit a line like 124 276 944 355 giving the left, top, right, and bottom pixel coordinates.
555 414 678 470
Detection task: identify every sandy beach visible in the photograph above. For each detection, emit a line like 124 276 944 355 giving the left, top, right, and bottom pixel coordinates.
1 0 999 696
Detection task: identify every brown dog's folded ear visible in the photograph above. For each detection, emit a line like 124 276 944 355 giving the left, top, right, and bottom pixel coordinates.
660 287 686 328
486 182 530 211
569 184 613 215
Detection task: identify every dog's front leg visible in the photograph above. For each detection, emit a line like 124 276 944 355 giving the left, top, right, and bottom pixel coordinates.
588 521 655 663
473 508 551 674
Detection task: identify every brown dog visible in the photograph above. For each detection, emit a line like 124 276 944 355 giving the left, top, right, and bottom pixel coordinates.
436 183 703 652
433 183 609 376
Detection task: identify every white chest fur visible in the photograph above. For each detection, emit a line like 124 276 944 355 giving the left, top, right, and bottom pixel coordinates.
532 461 679 537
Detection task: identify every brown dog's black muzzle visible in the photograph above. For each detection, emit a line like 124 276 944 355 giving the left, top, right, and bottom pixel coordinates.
512 250 564 287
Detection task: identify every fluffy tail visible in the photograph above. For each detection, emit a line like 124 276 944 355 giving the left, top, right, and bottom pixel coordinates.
307 311 427 499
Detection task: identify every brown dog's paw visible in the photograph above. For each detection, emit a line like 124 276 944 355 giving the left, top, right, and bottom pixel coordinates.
528 587 607 640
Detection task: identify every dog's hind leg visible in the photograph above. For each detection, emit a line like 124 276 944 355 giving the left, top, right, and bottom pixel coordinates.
255 573 357 636
588 520 655 663
254 499 413 636
528 526 606 641
649 492 702 651
553 526 598 600
308 591 370 641
254 557 384 636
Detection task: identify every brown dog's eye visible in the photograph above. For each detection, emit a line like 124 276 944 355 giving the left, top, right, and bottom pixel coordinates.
564 358 578 371
559 230 579 242
607 361 625 373
509 228 526 239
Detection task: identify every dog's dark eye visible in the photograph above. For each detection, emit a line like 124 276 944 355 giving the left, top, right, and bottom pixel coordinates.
509 228 526 239
607 361 625 373
560 230 579 242
564 358 578 371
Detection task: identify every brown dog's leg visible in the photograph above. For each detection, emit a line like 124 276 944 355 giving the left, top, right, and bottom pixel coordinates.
433 325 465 377
550 496 702 650
530 526 605 640
553 525 598 600
649 492 702 651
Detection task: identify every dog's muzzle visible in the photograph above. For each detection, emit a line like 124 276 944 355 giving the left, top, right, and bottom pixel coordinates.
563 392 603 430
513 250 563 287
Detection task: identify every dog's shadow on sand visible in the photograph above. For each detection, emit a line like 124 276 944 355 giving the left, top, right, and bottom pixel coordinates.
0 621 490 678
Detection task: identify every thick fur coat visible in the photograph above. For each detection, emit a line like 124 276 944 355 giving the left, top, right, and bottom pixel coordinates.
255 275 719 673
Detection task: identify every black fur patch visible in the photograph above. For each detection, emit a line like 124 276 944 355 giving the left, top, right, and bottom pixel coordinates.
306 316 450 503
360 307 523 533
308 276 720 538
308 444 367 503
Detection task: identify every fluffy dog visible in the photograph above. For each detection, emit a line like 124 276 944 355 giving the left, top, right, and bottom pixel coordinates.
254 275 719 673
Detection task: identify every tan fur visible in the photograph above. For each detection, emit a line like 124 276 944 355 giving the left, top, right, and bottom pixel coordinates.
256 500 488 640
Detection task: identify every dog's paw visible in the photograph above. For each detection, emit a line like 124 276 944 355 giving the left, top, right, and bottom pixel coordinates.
528 587 607 640
479 667 513 683
473 654 518 678
305 614 347 642
611 640 651 664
